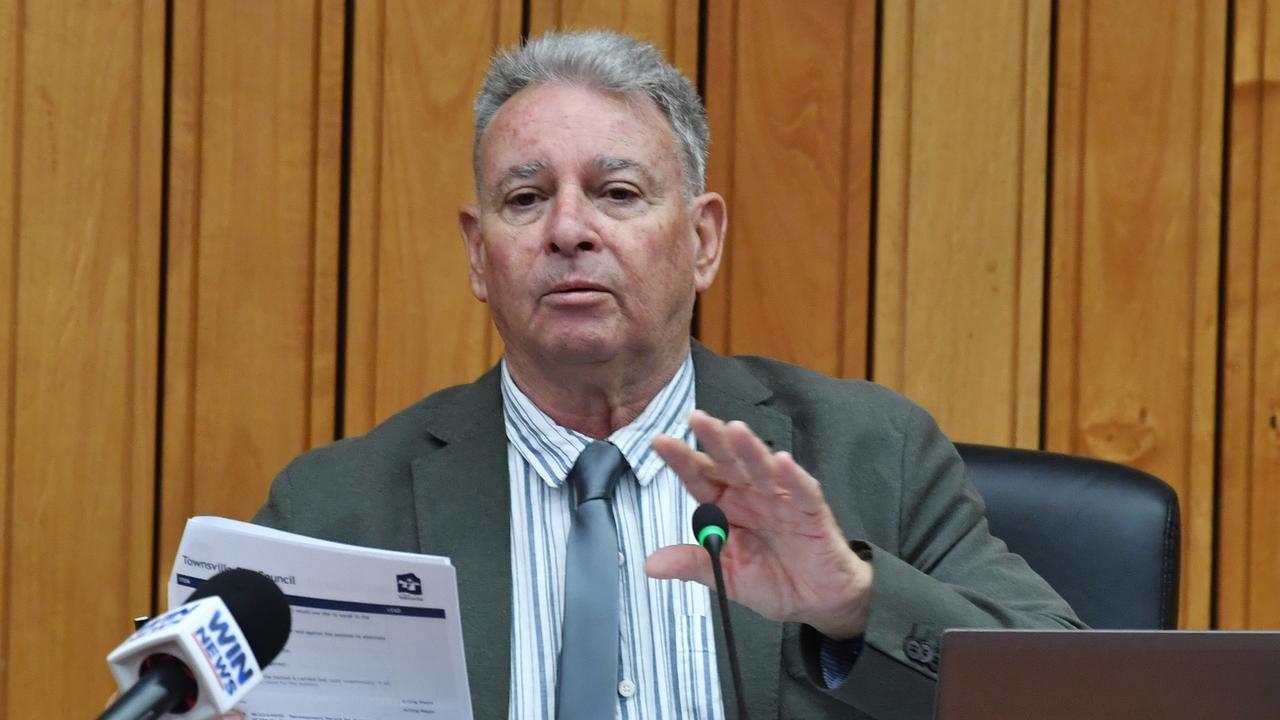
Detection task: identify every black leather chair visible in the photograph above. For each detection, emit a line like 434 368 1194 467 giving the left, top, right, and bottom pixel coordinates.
955 443 1181 630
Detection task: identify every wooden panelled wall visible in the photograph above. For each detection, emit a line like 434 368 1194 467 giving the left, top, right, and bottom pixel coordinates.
1 0 1277 714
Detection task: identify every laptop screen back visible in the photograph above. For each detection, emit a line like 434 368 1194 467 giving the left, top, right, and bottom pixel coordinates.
934 630 1280 720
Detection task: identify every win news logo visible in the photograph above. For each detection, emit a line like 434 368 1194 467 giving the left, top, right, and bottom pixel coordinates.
192 608 255 694
396 572 423 600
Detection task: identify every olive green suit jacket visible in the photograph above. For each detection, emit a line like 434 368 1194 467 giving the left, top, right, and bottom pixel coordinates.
253 343 1081 719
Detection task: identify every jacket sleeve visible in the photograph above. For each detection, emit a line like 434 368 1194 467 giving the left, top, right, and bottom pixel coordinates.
803 403 1085 719
251 465 295 531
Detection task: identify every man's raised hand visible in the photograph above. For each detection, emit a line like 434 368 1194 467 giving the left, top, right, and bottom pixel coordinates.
645 410 874 640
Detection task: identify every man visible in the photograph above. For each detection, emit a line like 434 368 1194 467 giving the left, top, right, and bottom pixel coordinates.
255 30 1081 719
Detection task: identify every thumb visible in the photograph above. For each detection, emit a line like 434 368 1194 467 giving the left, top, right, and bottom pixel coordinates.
645 543 715 587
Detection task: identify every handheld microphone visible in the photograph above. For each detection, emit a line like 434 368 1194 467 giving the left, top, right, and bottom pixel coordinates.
100 568 292 720
693 503 749 720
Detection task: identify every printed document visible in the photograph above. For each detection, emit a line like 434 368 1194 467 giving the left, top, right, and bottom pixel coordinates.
168 516 473 719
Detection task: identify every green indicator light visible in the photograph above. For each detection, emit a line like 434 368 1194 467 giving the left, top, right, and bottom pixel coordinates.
697 526 727 546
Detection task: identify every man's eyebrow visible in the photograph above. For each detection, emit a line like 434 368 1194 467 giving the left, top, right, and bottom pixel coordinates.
488 161 547 204
505 160 546 180
595 156 664 192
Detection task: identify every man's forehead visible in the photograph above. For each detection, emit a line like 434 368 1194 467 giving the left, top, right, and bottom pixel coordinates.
501 81 664 124
478 84 679 177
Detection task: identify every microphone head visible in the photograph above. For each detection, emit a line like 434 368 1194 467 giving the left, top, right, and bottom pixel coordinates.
189 568 292 667
692 503 729 548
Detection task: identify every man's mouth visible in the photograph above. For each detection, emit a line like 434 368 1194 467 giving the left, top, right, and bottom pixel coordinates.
543 281 613 306
546 281 610 295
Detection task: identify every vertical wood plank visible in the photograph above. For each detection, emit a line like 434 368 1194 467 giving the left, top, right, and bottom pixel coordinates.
840 0 878 380
344 0 384 433
310 0 346 449
874 0 911 387
1015 1 1052 449
1189 1 1229 633
700 0 876 377
698 0 737 353
2 0 164 714
1047 0 1227 628
1218 0 1280 629
1244 0 1280 623
725 0 849 373
873 0 1050 446
159 0 204 611
527 0 701 84
160 0 344 579
1047 0 1085 456
0 0 19 709
345 1 521 435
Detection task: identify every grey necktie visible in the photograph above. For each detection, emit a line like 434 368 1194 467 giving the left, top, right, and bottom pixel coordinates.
556 440 628 720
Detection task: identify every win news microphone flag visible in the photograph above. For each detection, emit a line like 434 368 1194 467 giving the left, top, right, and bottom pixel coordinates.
100 568 292 720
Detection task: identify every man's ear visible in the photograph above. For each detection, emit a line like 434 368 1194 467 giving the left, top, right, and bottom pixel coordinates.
459 204 488 302
691 192 727 292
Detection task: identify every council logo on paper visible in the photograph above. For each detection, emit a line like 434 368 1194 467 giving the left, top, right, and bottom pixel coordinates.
396 572 423 600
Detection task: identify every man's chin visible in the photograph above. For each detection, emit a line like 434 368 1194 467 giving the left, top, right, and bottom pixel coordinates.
540 336 625 366
517 324 636 365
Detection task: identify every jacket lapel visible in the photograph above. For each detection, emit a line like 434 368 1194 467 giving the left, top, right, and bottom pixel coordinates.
409 367 513 719
693 343 790 719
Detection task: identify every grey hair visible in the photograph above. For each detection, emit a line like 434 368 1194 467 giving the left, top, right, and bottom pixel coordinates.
473 30 709 199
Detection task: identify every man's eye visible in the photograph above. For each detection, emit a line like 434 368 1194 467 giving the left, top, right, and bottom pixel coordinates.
604 186 638 202
509 192 540 207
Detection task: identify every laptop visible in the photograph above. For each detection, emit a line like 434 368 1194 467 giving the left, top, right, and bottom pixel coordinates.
934 630 1280 719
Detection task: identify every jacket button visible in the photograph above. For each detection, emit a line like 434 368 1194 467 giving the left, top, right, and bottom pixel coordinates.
904 639 923 661
917 642 934 663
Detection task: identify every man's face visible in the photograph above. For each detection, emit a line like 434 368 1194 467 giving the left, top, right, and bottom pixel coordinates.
460 83 724 370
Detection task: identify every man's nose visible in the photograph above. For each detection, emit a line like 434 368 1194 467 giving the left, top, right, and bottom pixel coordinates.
545 191 600 256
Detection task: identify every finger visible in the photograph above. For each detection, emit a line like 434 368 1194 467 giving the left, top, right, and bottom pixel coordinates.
652 434 724 502
724 420 783 495
774 451 828 516
644 544 715 588
688 411 752 487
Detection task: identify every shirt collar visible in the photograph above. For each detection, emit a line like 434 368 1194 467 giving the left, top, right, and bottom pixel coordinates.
500 352 696 489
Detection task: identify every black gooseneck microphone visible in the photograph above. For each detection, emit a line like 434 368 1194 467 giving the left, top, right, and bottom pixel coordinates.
693 503 749 720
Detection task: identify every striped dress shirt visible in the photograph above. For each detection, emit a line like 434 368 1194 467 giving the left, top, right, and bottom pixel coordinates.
502 353 725 720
